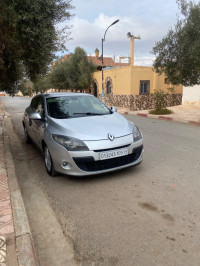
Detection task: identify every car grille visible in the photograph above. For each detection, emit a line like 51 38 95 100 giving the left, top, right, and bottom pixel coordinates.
73 145 143 172
94 144 130 153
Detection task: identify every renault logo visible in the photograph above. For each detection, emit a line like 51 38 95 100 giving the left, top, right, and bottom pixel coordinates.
108 133 114 141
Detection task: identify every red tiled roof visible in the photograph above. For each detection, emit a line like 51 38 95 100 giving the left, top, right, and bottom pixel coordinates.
63 54 72 61
87 56 129 67
63 54 129 68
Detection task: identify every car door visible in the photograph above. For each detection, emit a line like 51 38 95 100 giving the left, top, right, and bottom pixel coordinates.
30 96 46 150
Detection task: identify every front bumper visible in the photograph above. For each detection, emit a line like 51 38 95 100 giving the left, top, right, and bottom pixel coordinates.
47 134 143 176
73 145 143 172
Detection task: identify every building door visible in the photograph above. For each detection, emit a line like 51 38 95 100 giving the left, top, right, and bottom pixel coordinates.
93 82 98 97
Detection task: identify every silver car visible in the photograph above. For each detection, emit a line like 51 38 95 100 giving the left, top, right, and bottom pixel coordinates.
23 93 143 176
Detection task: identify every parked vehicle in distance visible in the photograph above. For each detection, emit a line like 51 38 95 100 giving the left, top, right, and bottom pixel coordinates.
22 93 143 176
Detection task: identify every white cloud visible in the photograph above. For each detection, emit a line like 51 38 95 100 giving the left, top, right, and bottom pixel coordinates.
62 13 159 65
59 0 183 66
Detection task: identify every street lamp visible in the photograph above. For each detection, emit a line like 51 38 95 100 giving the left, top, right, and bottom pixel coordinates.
101 19 119 101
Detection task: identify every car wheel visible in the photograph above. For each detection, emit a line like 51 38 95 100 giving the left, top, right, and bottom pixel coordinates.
44 145 57 176
24 127 32 144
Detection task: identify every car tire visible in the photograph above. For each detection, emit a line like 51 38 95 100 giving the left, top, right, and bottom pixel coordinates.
24 127 32 144
44 145 57 177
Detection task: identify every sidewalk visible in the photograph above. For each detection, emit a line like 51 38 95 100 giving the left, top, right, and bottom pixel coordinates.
0 114 16 266
0 107 39 266
117 104 200 126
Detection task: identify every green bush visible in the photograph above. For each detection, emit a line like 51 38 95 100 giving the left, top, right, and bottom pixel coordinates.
152 89 166 111
149 89 173 115
149 109 172 115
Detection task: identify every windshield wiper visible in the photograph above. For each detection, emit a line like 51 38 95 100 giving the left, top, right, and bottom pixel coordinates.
73 112 105 116
53 115 71 119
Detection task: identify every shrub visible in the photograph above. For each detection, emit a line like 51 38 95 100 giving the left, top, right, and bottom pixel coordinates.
149 89 173 115
152 89 166 111
149 109 172 115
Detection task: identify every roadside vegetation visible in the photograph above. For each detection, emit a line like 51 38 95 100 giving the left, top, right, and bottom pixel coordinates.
2 0 200 97
0 0 73 95
149 89 173 115
152 0 200 87
149 109 172 115
32 47 96 95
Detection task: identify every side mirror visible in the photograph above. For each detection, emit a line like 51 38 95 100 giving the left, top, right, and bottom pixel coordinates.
110 106 117 113
29 112 42 120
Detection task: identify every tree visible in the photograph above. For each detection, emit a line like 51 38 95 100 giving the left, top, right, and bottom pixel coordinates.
37 47 96 93
33 76 51 94
18 79 34 96
0 0 73 94
0 1 22 93
67 47 96 91
49 60 70 91
152 0 200 86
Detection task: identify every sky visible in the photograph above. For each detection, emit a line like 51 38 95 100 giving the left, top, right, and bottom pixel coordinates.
59 0 184 66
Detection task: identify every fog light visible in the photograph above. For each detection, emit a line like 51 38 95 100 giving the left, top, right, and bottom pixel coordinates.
61 161 72 170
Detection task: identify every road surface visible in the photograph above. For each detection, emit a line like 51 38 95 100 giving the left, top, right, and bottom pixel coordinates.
1 96 200 266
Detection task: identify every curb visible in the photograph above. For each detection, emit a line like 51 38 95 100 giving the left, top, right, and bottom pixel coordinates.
2 120 39 266
120 111 200 126
188 120 200 126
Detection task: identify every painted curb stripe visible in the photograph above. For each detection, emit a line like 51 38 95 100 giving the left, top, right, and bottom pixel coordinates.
158 116 173 121
137 113 148 117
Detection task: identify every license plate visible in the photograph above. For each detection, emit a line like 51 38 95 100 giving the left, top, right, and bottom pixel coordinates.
99 148 128 160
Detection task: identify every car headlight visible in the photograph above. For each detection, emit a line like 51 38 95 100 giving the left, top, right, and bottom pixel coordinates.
52 135 89 151
133 126 142 142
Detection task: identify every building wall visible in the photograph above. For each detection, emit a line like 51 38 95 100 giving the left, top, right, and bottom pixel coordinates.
93 66 182 95
104 94 182 110
182 85 200 105
130 66 154 94
92 65 183 109
92 66 132 95
155 73 182 94
130 66 182 94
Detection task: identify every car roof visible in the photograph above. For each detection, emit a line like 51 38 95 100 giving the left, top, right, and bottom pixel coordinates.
37 92 92 98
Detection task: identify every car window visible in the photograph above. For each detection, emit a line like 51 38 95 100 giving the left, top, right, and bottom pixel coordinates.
46 95 111 119
30 97 38 111
30 96 45 118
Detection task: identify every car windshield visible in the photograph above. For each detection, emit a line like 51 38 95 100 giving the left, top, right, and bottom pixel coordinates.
46 95 111 119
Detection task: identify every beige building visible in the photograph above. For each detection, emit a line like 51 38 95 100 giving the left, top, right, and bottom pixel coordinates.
182 85 200 105
63 36 183 110
91 64 182 110
92 65 182 96
90 35 183 110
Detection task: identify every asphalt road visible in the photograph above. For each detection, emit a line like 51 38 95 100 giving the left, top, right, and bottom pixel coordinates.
1 96 200 266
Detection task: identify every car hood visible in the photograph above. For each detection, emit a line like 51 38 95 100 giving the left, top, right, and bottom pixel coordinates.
48 112 134 141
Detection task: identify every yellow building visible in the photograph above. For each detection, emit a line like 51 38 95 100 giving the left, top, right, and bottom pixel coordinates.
62 36 183 110
92 65 182 110
91 36 183 110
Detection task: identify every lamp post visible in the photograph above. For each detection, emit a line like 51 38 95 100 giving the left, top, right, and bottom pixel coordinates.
101 19 119 102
